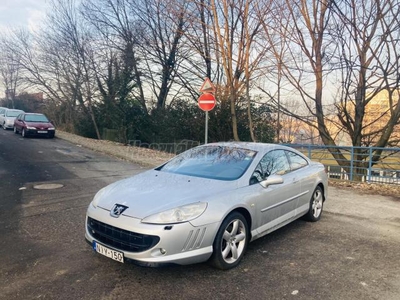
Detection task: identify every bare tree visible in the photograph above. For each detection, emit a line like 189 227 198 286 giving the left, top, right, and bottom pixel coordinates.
0 35 23 108
44 0 102 138
265 0 400 180
210 0 265 141
332 0 400 146
5 0 102 138
82 0 147 113
257 2 293 143
129 0 189 110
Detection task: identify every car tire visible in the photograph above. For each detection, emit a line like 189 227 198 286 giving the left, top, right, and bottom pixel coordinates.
209 212 249 270
22 128 27 138
14 126 18 134
2 123 6 130
303 186 324 222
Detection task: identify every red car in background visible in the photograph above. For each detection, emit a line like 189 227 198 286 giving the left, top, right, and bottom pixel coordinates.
14 113 56 138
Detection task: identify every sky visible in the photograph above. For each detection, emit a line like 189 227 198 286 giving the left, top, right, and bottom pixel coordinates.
0 0 50 34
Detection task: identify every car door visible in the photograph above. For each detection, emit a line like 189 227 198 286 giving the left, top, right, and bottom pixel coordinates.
285 150 315 216
14 114 22 131
251 150 303 236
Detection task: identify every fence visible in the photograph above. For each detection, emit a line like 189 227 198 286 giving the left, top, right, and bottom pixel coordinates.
285 144 400 185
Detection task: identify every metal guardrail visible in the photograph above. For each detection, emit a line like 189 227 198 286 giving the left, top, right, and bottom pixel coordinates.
285 144 400 185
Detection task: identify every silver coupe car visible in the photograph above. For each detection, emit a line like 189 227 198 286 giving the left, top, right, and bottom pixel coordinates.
85 142 328 270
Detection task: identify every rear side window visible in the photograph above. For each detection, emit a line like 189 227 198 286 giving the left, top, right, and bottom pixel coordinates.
6 110 23 117
286 151 308 171
254 149 291 178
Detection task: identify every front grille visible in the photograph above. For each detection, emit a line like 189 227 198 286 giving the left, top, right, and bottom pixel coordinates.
87 217 160 253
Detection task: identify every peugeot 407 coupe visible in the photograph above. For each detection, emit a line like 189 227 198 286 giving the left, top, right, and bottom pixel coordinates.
85 142 328 270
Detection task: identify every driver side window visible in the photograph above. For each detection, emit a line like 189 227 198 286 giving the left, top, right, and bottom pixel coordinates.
250 150 290 185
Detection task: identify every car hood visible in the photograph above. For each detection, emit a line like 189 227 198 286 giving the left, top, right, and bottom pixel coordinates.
26 122 54 129
96 170 238 219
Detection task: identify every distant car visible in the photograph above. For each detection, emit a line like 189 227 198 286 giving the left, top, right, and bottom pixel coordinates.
85 142 328 269
14 113 55 138
0 107 6 121
1 108 25 130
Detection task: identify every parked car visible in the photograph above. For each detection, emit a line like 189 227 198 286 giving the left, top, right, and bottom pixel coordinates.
14 113 55 138
0 107 6 122
85 142 328 269
1 108 25 130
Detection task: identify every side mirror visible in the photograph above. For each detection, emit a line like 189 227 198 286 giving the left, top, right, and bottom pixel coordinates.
260 174 284 188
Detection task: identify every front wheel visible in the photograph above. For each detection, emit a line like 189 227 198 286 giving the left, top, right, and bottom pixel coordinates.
209 212 249 270
2 123 6 130
22 128 27 138
303 186 324 222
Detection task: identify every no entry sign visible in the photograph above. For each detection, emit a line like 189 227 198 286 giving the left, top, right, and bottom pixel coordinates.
198 93 216 111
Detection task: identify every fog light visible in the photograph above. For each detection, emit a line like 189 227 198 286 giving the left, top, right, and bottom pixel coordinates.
160 248 167 255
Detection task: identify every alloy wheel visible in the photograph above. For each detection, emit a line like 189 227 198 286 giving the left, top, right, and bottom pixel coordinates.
220 219 247 264
312 189 323 218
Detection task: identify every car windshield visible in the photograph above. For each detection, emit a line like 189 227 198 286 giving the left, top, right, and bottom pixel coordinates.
158 145 257 180
25 114 49 122
6 110 23 117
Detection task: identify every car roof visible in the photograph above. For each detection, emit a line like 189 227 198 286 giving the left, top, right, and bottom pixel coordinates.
203 141 294 153
23 113 45 115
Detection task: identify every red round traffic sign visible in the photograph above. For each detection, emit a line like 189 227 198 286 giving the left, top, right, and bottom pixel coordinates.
198 93 216 111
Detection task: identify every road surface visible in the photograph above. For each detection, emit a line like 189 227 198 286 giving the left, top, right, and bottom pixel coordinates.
1 129 399 300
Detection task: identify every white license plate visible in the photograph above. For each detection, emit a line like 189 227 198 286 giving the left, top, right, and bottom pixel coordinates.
93 241 124 263
37 130 48 133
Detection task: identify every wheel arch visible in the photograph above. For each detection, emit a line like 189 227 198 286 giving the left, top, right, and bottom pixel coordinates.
228 207 252 238
317 182 327 202
208 206 252 269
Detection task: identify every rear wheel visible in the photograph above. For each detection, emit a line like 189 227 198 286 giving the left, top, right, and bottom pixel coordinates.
303 186 324 222
209 212 249 270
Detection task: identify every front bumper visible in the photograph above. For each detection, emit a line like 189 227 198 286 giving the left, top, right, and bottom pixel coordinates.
25 128 55 137
85 204 218 266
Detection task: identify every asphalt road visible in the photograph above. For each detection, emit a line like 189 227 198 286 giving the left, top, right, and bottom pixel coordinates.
1 129 399 300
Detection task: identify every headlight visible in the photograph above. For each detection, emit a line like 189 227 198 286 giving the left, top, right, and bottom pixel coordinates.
91 187 107 208
27 126 36 130
141 202 207 224
48 127 55 130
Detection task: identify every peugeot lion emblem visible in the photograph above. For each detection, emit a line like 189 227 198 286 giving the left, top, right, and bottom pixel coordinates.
110 204 128 218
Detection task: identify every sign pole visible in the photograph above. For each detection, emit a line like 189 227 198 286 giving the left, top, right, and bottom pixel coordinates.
205 111 208 144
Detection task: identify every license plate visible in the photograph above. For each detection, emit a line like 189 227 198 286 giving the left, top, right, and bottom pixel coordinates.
37 130 48 133
93 241 124 263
